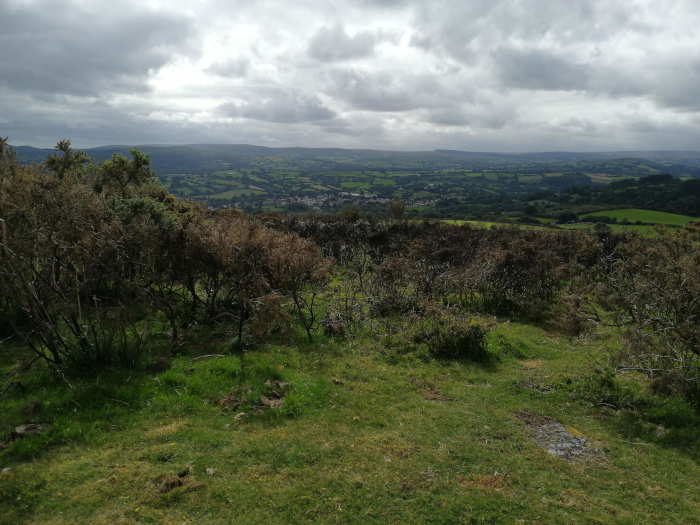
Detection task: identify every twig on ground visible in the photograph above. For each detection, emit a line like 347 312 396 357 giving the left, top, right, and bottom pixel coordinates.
191 354 227 362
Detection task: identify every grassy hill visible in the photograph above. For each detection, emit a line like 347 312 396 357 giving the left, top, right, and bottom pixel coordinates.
2 322 700 524
4 139 700 523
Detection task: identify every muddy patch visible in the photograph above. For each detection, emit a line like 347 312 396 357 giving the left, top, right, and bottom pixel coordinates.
515 410 605 463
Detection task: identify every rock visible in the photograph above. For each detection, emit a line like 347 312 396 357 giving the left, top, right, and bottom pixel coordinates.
10 423 51 442
259 395 284 409
515 410 605 463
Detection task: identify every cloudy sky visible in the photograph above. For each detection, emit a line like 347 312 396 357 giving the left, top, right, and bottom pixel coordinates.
2 0 700 152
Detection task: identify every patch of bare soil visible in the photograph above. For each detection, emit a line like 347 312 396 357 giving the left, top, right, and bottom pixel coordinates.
157 466 202 494
518 359 544 369
459 474 511 491
220 393 246 409
421 387 455 402
158 475 183 493
515 410 605 463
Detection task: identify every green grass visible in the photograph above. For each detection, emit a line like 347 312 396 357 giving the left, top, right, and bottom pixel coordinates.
3 321 700 523
209 188 266 199
340 182 372 189
584 208 696 226
210 180 245 187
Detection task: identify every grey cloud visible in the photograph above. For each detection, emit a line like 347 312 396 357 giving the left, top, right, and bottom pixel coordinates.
426 103 517 130
0 1 196 97
355 0 410 7
408 1 644 64
549 118 599 136
308 24 379 62
587 67 649 99
626 119 658 133
476 109 517 130
206 58 250 78
331 69 430 112
408 1 498 63
650 59 700 112
426 108 470 127
493 46 590 91
219 91 336 123
314 116 388 138
4 0 700 154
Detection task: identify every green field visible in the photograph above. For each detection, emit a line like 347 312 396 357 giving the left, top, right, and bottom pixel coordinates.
341 181 372 189
585 209 697 226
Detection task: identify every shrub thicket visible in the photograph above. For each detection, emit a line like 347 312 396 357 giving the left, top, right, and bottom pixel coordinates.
4 138 700 407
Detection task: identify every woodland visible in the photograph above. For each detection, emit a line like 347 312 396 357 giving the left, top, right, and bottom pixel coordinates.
2 139 700 523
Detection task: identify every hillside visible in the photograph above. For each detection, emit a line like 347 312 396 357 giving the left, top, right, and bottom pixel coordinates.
3 323 700 524
3 140 700 523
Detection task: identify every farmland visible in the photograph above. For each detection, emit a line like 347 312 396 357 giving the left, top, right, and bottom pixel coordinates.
13 144 700 222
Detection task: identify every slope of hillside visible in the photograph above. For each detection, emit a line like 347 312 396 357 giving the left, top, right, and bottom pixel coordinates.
2 322 700 524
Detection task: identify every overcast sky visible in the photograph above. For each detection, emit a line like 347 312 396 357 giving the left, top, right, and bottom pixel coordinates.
2 0 700 152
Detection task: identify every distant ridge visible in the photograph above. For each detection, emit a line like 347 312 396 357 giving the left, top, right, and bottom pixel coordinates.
10 143 700 174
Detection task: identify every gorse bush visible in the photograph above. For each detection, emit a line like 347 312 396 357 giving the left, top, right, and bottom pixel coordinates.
415 319 489 360
0 139 333 371
562 224 700 406
0 138 164 369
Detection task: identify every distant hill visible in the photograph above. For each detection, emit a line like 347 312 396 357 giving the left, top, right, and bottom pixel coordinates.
13 143 700 177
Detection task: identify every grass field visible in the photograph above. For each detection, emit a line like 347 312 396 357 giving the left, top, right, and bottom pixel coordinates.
3 321 700 524
584 209 697 226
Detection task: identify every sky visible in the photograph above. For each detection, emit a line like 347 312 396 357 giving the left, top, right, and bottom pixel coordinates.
2 0 700 152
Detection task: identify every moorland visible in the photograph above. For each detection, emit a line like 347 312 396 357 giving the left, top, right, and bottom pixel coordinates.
2 139 700 524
